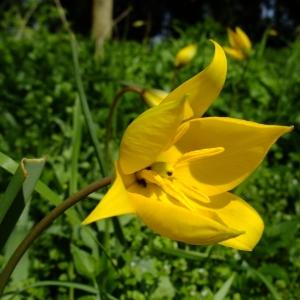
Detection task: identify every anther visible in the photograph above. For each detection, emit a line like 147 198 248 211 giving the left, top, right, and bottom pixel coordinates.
137 178 147 187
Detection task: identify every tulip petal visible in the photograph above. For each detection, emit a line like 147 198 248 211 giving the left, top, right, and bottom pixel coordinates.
207 192 263 251
175 117 293 195
162 41 227 119
236 27 252 50
82 167 135 224
127 184 242 245
120 97 186 174
227 28 239 48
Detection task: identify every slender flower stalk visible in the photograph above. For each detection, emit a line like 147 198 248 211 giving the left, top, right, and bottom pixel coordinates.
0 177 112 296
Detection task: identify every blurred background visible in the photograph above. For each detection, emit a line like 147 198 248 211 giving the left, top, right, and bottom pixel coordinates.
1 0 300 41
0 1 299 299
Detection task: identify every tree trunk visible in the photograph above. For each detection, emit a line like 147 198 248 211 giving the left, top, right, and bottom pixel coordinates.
92 0 113 53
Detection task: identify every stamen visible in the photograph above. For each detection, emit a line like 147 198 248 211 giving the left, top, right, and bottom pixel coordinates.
137 169 199 211
175 147 224 167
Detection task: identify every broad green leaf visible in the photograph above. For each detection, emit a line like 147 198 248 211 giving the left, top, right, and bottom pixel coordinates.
22 158 45 200
214 273 235 300
0 152 61 206
0 151 81 225
4 205 32 284
0 164 26 225
0 158 45 250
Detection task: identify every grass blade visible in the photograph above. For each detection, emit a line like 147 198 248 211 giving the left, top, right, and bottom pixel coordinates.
69 95 83 195
249 267 282 300
214 273 235 300
0 152 18 173
71 37 105 175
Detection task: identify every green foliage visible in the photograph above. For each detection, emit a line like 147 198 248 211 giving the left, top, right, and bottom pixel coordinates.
0 2 300 299
0 157 45 250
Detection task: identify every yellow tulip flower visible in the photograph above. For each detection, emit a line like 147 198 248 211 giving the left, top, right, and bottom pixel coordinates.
224 27 252 60
142 88 169 107
175 44 197 68
83 41 292 251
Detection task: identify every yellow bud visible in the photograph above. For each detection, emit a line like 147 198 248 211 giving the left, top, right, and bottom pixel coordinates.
142 88 169 107
175 44 197 68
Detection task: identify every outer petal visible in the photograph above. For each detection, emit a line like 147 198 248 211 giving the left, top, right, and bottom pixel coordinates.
236 27 252 51
207 192 263 251
227 28 239 48
162 41 227 119
82 164 135 224
120 97 185 174
127 184 241 245
175 117 293 195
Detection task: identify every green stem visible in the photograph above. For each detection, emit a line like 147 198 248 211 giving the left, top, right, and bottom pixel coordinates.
257 29 270 59
54 0 126 247
171 67 180 89
0 177 112 296
105 86 142 146
54 0 106 175
92 277 102 300
70 36 106 175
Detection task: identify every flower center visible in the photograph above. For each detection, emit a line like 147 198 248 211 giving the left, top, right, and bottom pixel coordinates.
135 161 205 211
134 147 224 210
135 162 173 187
150 162 174 178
